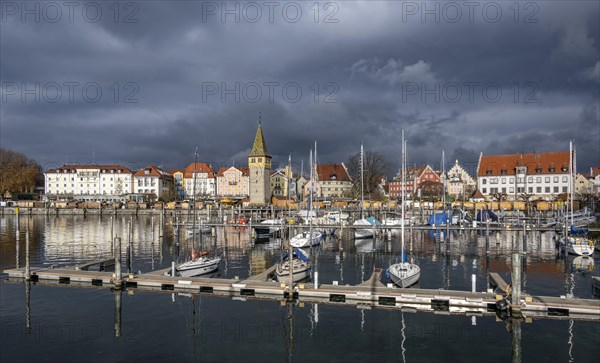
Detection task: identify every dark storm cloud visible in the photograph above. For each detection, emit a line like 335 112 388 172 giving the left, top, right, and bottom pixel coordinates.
1 0 598 176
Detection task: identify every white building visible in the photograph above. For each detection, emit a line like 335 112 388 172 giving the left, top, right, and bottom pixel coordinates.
133 165 175 201
44 164 134 201
476 151 571 201
183 162 217 198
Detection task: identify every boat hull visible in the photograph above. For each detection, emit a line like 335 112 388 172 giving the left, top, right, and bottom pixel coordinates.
290 232 323 248
177 257 221 277
388 263 420 288
560 237 595 256
354 229 374 239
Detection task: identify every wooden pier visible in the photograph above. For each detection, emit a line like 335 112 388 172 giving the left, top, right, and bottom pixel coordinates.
4 264 599 322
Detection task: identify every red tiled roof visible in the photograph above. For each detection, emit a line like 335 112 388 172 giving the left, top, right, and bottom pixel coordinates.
134 165 170 177
46 164 133 174
317 164 351 182
477 151 569 177
471 189 485 199
183 162 215 178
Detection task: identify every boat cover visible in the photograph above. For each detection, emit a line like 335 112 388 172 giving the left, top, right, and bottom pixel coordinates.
281 247 310 262
366 216 382 225
476 210 498 222
570 224 589 234
428 212 450 225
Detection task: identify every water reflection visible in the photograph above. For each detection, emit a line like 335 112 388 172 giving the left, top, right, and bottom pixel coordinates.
1 215 598 299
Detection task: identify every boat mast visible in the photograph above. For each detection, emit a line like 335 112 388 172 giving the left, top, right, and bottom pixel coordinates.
401 130 405 263
360 141 365 220
571 142 576 227
192 147 198 246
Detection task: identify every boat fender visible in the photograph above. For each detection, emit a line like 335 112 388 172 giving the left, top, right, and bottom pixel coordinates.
495 299 509 311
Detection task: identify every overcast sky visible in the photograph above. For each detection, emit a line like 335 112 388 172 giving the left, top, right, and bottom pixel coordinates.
1 0 598 176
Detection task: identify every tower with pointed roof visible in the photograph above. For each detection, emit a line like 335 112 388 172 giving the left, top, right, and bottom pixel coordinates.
248 117 272 206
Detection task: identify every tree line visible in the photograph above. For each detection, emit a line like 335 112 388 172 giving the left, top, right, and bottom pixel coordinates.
0 148 42 198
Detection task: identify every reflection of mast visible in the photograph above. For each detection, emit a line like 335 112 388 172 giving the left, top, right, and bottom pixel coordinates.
401 312 407 363
284 303 294 363
25 281 31 334
113 289 122 338
511 319 521 363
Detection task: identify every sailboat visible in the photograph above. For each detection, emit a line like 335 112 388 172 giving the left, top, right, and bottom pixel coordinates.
275 247 311 282
558 141 595 256
176 248 222 277
354 142 375 239
388 130 421 288
176 148 222 277
290 147 323 248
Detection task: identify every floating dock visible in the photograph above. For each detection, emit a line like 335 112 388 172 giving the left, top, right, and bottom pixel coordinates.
4 264 599 322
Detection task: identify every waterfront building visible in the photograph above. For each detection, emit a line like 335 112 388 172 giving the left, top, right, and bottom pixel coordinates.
216 166 249 197
182 162 216 199
388 165 440 200
314 163 352 198
574 173 594 196
168 169 185 200
270 170 286 197
248 121 271 206
133 165 175 201
296 176 308 200
443 160 477 200
590 167 600 196
44 164 134 201
476 151 571 201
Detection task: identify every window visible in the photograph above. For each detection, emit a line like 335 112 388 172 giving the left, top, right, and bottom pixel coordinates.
501 178 506 184
553 186 559 193
509 177 514 183
482 188 487 193
553 176 558 183
562 186 567 193
528 187 533 193
501 169 507 175
562 176 568 182
509 187 514 193
536 177 541 183
482 179 486 185
502 187 506 193
535 167 542 173
528 177 533 183
545 187 550 193
549 167 555 172
536 187 541 193
545 177 550 183
486 170 492 175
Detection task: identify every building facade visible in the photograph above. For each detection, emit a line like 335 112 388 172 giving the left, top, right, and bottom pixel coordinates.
248 122 271 206
133 165 175 201
315 163 352 198
476 151 571 201
216 166 249 197
444 160 476 199
388 165 440 199
574 173 594 196
183 162 216 198
44 164 134 201
169 169 185 200
590 167 600 196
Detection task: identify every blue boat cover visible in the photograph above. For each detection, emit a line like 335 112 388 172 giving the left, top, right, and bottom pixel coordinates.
281 247 310 262
366 216 382 225
476 210 498 222
570 224 589 234
428 212 449 225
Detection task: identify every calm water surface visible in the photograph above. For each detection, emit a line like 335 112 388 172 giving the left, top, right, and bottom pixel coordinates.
1 215 599 362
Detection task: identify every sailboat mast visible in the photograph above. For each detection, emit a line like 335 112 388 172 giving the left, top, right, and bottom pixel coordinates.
192 147 198 245
569 141 574 227
360 141 364 219
401 130 405 263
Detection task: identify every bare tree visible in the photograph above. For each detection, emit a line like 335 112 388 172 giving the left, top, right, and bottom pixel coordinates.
347 150 391 201
0 148 42 198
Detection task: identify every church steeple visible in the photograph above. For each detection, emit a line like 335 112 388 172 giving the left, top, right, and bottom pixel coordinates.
249 117 271 158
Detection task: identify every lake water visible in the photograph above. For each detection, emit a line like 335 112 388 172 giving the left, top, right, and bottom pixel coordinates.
1 214 599 362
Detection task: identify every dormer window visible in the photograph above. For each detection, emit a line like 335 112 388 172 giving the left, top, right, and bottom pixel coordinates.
561 166 567 172
500 169 507 175
549 167 555 172
331 174 337 180
535 167 542 173
486 170 492 175
144 169 150 174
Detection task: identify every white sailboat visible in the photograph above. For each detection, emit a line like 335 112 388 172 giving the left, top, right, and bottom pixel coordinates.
176 249 222 277
388 130 420 288
290 230 323 248
176 148 222 277
559 141 595 256
275 247 311 282
291 147 323 247
354 142 375 239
